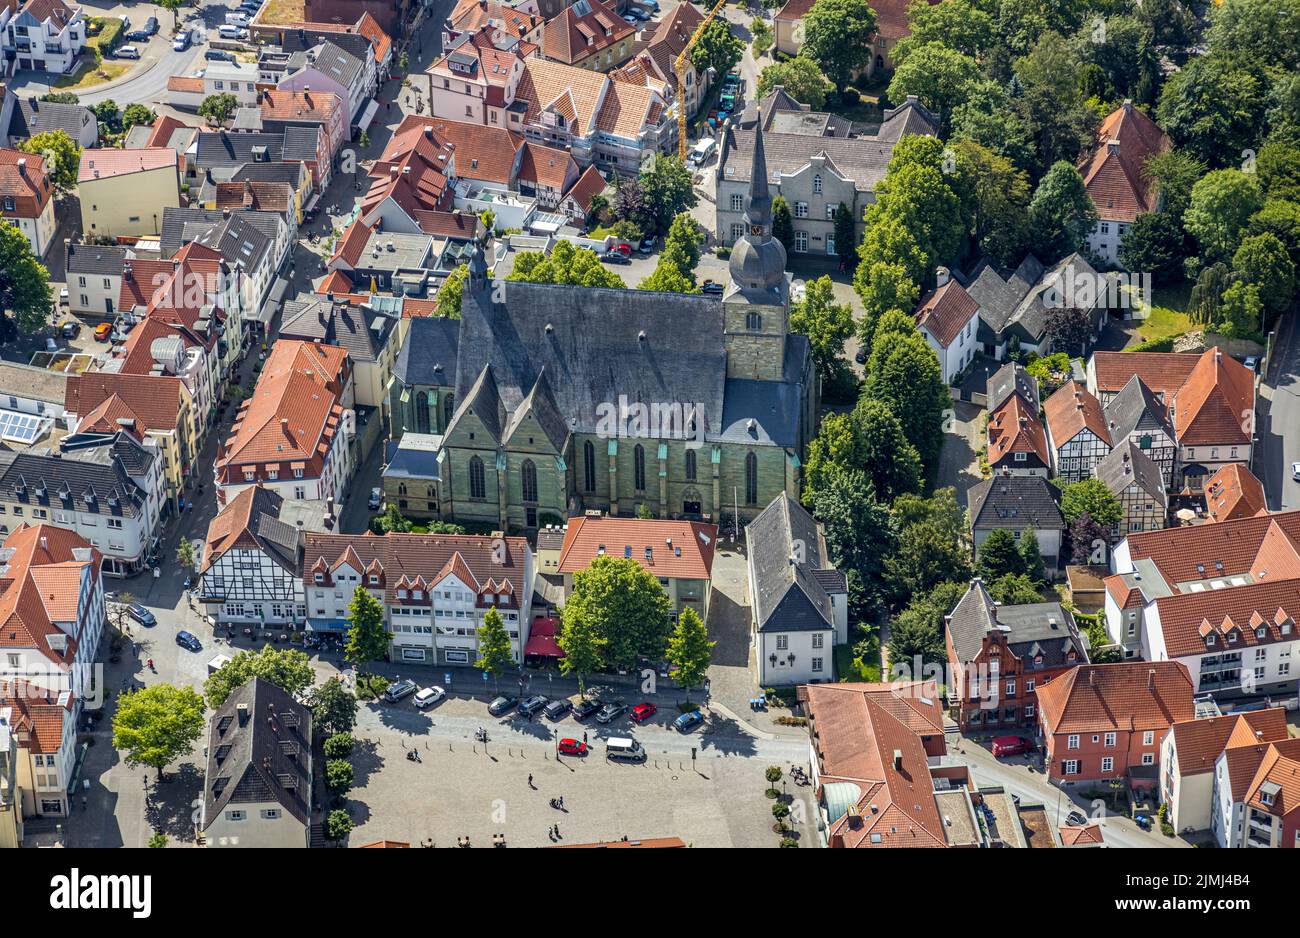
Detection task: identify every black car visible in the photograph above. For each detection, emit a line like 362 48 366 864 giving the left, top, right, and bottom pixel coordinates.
175 630 202 652
700 280 724 295
205 49 235 61
1066 810 1088 826
854 348 868 365
600 250 631 265
517 694 548 718
488 695 519 716
572 698 600 721
595 702 626 725
127 603 157 627
543 698 573 720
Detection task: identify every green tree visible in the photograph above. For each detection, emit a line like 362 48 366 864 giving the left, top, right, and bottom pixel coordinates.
91 100 122 136
1060 478 1123 528
853 260 919 351
1118 211 1188 285
1019 526 1047 583
809 467 896 616
892 0 995 64
638 253 700 293
771 195 794 251
662 212 702 271
833 201 857 267
863 328 948 485
887 42 983 131
112 684 206 780
988 572 1044 605
557 599 605 697
562 555 671 670
887 580 967 669
1206 0 1300 71
147 832 168 848
1142 150 1205 223
639 155 697 235
308 678 359 736
790 275 854 388
158 0 183 29
325 809 353 841
883 490 970 602
1248 200 1300 269
325 758 354 793
343 586 389 669
1027 161 1097 261
857 212 928 286
176 537 196 571
1185 169 1265 263
802 0 878 93
508 241 626 288
323 732 355 759
19 129 80 194
0 225 54 335
198 92 239 127
955 139 1030 265
664 607 713 702
1156 54 1268 167
204 645 316 708
436 262 468 318
805 401 922 503
756 56 829 110
868 136 966 274
1232 232 1296 320
475 606 514 694
1256 142 1300 203
1012 31 1096 175
977 528 1025 581
691 16 742 77
377 502 412 533
1217 280 1263 337
122 103 156 129
750 17 774 58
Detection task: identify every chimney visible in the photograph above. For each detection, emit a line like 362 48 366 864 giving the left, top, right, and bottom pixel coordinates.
1148 668 1156 691
935 266 950 288
892 749 903 771
1089 669 1096 687
1107 137 1120 154
16 157 26 177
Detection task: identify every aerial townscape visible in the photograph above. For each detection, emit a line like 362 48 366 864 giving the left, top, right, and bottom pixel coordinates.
1 0 1300 870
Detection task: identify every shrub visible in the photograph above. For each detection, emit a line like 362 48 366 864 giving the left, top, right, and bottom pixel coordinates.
323 732 355 759
325 758 354 793
779 837 798 848
325 809 353 841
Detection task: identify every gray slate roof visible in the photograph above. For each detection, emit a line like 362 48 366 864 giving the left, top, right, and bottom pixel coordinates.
10 99 95 140
723 127 896 193
971 252 1102 344
395 315 459 387
0 432 154 519
202 678 312 831
194 128 320 168
160 207 277 263
746 493 837 633
383 434 442 482
1095 439 1167 504
945 579 1087 666
1103 374 1174 442
987 362 1039 414
279 297 396 364
967 474 1064 532
66 242 127 278
306 41 364 91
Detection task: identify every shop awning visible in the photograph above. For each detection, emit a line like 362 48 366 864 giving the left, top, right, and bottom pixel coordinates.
356 99 380 132
307 618 350 632
255 276 291 325
525 633 564 658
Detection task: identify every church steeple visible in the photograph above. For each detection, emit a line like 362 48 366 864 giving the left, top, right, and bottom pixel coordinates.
728 123 786 292
467 240 489 296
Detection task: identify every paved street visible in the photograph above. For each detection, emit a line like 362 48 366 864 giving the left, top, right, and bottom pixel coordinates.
1256 312 1297 511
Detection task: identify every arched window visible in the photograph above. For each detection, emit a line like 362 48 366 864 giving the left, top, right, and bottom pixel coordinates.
521 459 537 502
414 391 430 434
634 444 646 491
745 451 758 505
583 440 596 492
442 393 454 429
685 448 696 481
469 456 486 500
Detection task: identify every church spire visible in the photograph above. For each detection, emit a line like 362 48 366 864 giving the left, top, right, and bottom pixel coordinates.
743 122 773 239
728 124 786 291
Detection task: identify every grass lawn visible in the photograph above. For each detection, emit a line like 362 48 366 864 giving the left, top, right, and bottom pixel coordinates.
53 57 129 91
259 0 306 26
1136 283 1193 343
833 644 882 682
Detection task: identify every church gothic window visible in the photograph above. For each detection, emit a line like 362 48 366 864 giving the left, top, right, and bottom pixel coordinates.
469 456 486 500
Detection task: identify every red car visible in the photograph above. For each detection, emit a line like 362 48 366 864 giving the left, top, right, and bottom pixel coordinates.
557 738 587 756
613 242 632 256
630 702 657 723
992 735 1029 758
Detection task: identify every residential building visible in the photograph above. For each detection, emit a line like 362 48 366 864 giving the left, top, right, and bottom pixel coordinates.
64 242 127 317
987 391 1049 477
200 678 312 848
1106 509 1300 684
0 680 74 819
301 531 535 663
987 361 1039 414
1095 440 1167 537
1079 100 1171 265
970 253 1109 360
260 88 349 162
1042 381 1109 482
611 1 709 118
3 0 84 74
1205 463 1267 523
1036 660 1195 787
266 40 371 125
1087 350 1200 406
966 473 1065 569
167 60 261 109
78 148 180 238
0 148 53 257
215 339 355 510
913 269 980 384
0 697 23 845
945 579 1087 734
0 430 164 576
804 681 1023 848
746 493 847 686
388 314 460 438
716 94 938 255
0 361 66 432
7 96 97 148
1210 725 1300 848
0 519 105 737
198 485 307 627
1160 707 1289 835
381 432 443 519
193 128 332 193
278 295 400 413
556 515 717 620
443 0 544 49
1101 374 1177 489
540 0 634 71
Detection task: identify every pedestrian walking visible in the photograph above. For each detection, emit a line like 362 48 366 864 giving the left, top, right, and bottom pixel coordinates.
527 773 534 789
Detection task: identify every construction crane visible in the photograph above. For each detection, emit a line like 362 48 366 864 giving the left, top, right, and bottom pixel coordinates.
674 0 729 162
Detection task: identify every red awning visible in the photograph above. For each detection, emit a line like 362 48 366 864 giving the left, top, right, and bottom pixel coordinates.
525 633 564 658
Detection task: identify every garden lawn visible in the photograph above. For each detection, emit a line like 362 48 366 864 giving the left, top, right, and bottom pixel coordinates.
53 58 129 91
1136 283 1193 344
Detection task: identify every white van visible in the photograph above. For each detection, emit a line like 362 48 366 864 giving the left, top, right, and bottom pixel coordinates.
688 137 716 166
606 737 646 762
225 11 250 26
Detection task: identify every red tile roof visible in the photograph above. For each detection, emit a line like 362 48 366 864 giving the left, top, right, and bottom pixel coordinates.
260 88 344 127
1080 101 1170 223
1044 381 1110 449
1171 349 1254 447
427 118 523 185
1058 823 1104 846
0 679 73 754
448 0 542 42
1037 661 1195 737
167 76 204 94
518 140 577 190
201 485 286 573
0 147 51 219
214 180 295 214
541 0 633 65
1205 463 1268 523
1122 510 1300 588
67 372 186 434
914 280 978 348
353 11 392 65
1167 709 1290 777
1090 351 1201 398
1153 576 1300 658
987 394 1049 466
145 115 189 148
557 516 718 580
331 218 372 268
78 147 177 183
1243 737 1300 818
560 163 606 214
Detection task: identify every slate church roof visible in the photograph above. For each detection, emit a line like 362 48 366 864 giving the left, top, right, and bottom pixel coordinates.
746 493 843 634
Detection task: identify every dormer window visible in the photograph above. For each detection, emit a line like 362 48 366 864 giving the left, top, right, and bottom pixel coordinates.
314 572 324 584
369 575 379 585
1206 634 1216 646
1257 626 1267 639
1227 631 1238 643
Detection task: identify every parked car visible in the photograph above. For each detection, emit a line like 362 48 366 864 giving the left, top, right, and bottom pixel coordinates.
173 30 191 51
544 698 573 720
637 237 656 254
413 686 445 709
127 603 157 627
1292 461 1300 482
600 250 631 265
557 738 588 756
673 709 705 733
94 322 113 341
517 694 548 718
630 702 657 723
175 630 202 652
572 698 600 721
367 487 382 510
217 24 249 39
488 694 519 716
854 348 868 365
116 45 141 59
991 735 1029 758
622 14 638 25
126 27 149 40
595 702 626 724
383 679 417 703
700 279 724 295
205 49 235 61
225 12 251 26
1066 810 1088 826
1244 355 1260 373
60 320 80 338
